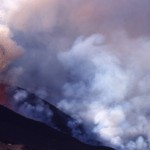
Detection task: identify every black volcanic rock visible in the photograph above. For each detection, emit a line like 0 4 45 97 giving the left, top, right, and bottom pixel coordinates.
8 86 81 133
6 85 101 145
0 142 24 150
0 105 115 150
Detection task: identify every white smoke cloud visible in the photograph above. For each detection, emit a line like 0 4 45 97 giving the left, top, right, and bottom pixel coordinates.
13 89 53 124
4 0 150 99
57 34 150 150
0 0 22 22
2 0 150 149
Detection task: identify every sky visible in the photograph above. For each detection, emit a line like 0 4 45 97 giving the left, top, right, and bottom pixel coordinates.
1 0 150 150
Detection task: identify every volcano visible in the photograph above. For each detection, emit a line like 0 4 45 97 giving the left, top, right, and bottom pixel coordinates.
0 84 115 150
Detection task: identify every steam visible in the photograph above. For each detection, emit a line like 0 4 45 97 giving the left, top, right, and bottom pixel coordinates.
57 34 150 150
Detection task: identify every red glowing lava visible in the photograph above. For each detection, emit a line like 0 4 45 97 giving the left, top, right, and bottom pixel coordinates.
0 84 11 108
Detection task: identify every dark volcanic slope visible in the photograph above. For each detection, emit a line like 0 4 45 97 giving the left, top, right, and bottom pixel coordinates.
0 105 115 150
6 85 102 145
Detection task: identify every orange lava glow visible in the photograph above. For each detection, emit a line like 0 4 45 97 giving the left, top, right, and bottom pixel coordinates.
0 84 11 108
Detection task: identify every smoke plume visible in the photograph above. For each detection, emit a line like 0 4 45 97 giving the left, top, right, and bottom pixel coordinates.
1 0 150 149
57 34 150 149
0 0 23 84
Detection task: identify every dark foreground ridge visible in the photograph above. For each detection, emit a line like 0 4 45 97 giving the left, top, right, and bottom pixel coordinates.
0 105 115 150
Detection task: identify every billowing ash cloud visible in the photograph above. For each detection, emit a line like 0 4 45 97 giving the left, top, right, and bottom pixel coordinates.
0 25 23 84
6 0 150 95
0 0 23 84
57 34 150 149
1 0 150 149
